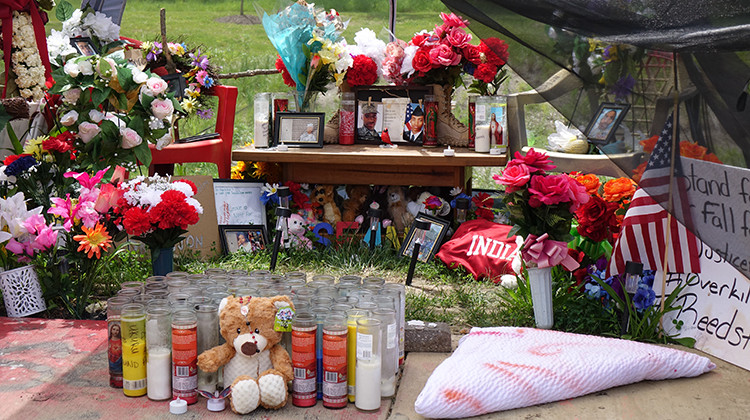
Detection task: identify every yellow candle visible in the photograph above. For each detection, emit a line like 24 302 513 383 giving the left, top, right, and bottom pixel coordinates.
346 310 367 403
122 304 147 397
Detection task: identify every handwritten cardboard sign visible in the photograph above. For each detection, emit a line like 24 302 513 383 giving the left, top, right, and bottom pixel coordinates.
212 180 267 226
660 239 750 371
173 175 220 259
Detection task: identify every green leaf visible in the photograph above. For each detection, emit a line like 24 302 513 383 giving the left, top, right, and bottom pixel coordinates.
117 66 134 91
127 116 144 133
133 142 152 167
5 122 23 154
55 0 74 22
92 87 112 107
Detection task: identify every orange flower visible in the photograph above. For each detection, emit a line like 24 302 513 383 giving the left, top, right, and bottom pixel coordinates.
575 173 601 195
73 223 112 259
640 135 658 153
631 161 647 183
602 177 636 202
704 153 723 164
679 141 707 160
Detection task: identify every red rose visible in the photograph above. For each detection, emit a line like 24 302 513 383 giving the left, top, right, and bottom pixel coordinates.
492 162 530 193
473 63 497 83
411 32 428 47
565 175 590 212
440 12 469 28
463 45 482 65
528 174 570 208
480 38 509 66
513 148 556 173
576 195 619 242
428 44 461 67
346 55 378 86
412 47 435 73
275 55 296 87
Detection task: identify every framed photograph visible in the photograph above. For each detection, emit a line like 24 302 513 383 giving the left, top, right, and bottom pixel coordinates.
70 37 97 56
219 225 268 255
273 112 324 148
398 212 450 263
212 179 267 227
354 85 433 145
162 73 187 101
584 102 630 145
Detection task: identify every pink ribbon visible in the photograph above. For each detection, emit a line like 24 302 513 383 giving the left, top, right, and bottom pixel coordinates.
521 233 580 271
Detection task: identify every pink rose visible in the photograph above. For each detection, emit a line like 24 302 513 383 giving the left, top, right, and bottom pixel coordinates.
120 128 142 149
565 175 590 212
527 174 571 208
434 23 450 38
146 77 168 95
412 48 434 73
77 121 101 144
429 44 461 67
440 12 469 28
493 163 531 193
62 87 82 104
94 183 123 213
151 98 174 120
445 27 472 49
60 110 78 126
385 40 406 60
513 148 556 173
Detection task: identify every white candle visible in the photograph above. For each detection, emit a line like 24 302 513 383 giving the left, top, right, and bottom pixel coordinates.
277 143 288 151
380 374 396 397
475 124 491 153
147 347 172 400
355 357 382 410
443 146 455 157
254 119 269 148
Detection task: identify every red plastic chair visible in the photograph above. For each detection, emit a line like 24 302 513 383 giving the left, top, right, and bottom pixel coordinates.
149 85 238 179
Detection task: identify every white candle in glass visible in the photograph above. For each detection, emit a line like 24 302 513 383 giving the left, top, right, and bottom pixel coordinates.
147 347 172 400
475 124 491 153
355 358 382 410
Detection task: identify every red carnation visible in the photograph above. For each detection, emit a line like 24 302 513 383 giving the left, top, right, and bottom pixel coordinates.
275 55 296 88
149 190 200 230
480 38 509 66
473 63 497 83
412 47 435 73
122 206 152 237
43 132 75 154
345 55 378 86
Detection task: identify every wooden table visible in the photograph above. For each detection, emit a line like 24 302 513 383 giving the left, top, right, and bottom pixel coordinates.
231 144 507 188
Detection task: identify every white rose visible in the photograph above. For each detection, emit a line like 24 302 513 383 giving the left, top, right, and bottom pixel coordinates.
62 87 82 104
132 69 147 84
89 109 104 123
60 110 79 126
120 128 143 149
96 57 116 78
77 122 101 143
146 77 168 95
156 132 173 150
150 98 174 120
63 61 80 77
78 59 94 76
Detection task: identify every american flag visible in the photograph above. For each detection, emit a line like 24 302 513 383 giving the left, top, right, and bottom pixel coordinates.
609 114 701 275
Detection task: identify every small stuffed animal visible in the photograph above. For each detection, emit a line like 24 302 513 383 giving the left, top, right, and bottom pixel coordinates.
312 184 342 225
386 185 413 234
197 296 294 414
287 213 312 250
342 185 371 222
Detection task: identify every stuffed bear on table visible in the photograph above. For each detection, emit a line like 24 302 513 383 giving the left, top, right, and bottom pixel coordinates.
197 295 294 414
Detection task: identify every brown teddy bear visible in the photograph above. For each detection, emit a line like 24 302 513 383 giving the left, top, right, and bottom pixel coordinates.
197 295 294 414
312 184 342 224
342 185 371 222
386 185 414 234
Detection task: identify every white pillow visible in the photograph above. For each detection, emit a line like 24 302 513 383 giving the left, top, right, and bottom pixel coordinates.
414 327 715 418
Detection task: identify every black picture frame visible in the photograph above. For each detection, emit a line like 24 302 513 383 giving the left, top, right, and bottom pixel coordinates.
353 85 432 145
273 112 325 148
219 225 268 255
70 37 98 56
162 73 187 101
398 212 450 263
584 102 630 145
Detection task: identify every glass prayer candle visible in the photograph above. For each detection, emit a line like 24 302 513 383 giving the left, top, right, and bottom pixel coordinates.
355 317 382 411
107 296 131 388
172 310 198 404
146 305 172 400
121 303 147 397
422 94 438 147
254 92 271 148
372 308 398 398
322 314 348 408
292 313 317 407
339 92 355 145
346 308 369 403
196 303 219 393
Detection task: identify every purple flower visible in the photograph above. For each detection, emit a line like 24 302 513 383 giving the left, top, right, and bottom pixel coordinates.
633 286 656 311
196 108 214 119
146 42 163 62
190 51 209 70
610 74 635 101
5 155 37 176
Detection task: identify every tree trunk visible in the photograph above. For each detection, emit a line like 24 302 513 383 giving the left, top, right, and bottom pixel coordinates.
240 0 245 15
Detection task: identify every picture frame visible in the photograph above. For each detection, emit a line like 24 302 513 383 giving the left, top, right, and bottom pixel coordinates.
584 102 630 145
273 112 325 148
212 179 267 227
398 212 450 263
70 37 98 56
162 73 187 101
353 85 433 145
219 225 268 255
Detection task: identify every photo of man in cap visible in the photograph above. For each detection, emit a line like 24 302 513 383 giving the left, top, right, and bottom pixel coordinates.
357 102 382 142
403 103 425 144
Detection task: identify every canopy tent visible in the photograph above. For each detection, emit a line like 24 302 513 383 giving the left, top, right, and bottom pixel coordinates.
440 0 750 279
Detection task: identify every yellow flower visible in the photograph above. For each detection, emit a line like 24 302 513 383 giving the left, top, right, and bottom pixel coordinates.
181 97 197 113
23 135 47 159
73 223 112 259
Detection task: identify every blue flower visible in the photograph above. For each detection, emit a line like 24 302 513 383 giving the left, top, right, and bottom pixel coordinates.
633 286 656 311
5 155 37 177
641 270 655 288
450 193 471 208
463 62 476 76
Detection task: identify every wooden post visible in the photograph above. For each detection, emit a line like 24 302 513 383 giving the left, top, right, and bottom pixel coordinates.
160 9 176 74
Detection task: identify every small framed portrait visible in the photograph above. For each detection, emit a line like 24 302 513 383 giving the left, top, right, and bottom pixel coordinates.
353 85 433 145
398 212 450 263
161 73 187 101
585 102 630 145
219 225 268 255
273 112 325 148
70 37 98 56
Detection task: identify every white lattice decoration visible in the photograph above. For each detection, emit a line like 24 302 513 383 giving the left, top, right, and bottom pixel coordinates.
0 265 46 317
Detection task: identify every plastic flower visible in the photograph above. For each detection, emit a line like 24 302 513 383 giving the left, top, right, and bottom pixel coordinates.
345 55 378 86
423 195 442 210
73 223 112 259
260 183 280 205
472 192 495 221
575 173 601 195
633 285 656 311
602 177 636 202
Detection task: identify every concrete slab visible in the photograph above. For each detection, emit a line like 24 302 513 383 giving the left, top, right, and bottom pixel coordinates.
392 348 750 419
0 317 391 420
